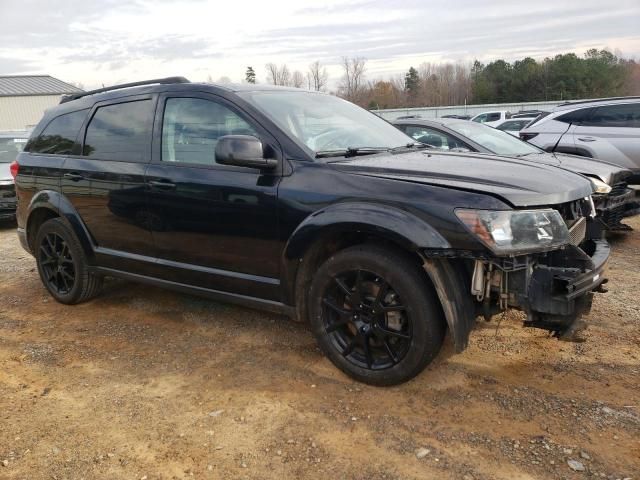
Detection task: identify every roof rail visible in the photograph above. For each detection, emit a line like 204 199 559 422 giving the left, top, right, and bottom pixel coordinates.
59 76 190 104
557 96 640 107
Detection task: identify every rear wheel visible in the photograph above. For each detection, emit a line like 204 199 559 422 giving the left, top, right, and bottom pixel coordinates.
35 218 103 304
308 245 445 385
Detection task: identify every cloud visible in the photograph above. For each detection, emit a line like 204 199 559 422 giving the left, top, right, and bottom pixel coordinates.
0 0 638 88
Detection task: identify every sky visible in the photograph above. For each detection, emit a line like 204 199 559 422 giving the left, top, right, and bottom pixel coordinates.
1 0 639 90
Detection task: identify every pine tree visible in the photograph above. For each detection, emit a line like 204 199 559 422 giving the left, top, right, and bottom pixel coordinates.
245 66 256 84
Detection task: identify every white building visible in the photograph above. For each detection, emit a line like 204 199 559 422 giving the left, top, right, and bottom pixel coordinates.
0 75 83 131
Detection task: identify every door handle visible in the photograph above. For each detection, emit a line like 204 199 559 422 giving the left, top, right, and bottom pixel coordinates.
63 172 84 181
577 137 596 142
147 179 176 190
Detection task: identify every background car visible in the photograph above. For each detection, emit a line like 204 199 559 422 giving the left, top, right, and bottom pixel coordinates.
394 118 638 231
494 117 536 136
470 110 511 127
0 131 29 221
440 114 471 120
519 97 640 183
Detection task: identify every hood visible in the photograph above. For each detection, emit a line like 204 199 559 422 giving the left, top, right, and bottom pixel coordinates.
522 152 629 185
0 163 12 182
329 150 594 207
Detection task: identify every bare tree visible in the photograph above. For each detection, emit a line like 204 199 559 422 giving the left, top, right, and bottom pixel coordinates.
307 60 329 91
265 63 291 86
291 70 305 88
339 57 367 103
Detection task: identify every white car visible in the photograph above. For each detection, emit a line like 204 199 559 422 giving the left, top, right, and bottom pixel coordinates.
470 110 511 127
494 117 536 136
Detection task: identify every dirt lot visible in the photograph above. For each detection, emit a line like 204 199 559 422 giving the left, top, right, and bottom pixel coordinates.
0 218 638 480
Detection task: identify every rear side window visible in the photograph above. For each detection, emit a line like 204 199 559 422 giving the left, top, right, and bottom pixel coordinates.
584 103 640 128
556 108 594 125
485 112 501 122
27 109 88 154
83 100 153 161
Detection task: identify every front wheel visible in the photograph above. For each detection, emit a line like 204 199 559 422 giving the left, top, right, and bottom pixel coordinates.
35 218 103 304
308 245 446 386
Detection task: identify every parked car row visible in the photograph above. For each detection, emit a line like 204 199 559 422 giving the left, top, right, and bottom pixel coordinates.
8 78 636 385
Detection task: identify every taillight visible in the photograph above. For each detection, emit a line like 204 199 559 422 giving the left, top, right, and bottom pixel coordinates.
10 160 19 179
519 132 539 141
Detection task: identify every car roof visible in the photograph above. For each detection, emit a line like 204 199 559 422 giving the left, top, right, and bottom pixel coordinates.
45 79 323 117
554 96 640 111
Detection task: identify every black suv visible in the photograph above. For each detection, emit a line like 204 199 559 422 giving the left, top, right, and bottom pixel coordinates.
13 78 609 385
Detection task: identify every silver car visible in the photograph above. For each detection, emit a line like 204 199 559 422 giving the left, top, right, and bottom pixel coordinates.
519 97 640 183
0 131 29 220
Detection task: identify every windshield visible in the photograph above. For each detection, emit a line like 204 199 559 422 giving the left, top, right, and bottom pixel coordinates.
239 91 414 156
447 121 542 156
0 137 27 163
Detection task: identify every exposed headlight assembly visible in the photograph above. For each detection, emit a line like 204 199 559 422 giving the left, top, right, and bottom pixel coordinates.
456 209 569 255
588 177 612 194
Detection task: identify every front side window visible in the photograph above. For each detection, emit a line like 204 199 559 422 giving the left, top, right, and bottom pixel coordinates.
404 125 466 150
584 103 640 128
162 97 258 165
83 100 153 161
472 114 487 123
239 91 413 155
27 109 88 155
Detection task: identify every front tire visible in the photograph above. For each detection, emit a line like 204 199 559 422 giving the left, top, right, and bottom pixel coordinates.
308 245 445 386
35 218 103 304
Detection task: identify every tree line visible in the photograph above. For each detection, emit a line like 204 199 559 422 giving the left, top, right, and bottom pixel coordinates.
239 49 639 109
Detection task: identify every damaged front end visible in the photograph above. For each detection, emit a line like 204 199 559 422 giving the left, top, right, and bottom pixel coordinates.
461 197 610 340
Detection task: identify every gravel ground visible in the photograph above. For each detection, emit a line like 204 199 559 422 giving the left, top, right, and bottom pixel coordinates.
0 217 639 480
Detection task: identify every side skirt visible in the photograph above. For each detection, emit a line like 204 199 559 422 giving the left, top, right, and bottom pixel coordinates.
93 266 295 318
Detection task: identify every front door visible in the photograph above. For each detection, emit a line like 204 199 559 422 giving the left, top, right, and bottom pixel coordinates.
145 94 281 300
60 96 156 271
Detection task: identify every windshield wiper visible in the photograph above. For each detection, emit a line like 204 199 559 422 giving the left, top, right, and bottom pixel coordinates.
390 142 431 152
315 147 390 159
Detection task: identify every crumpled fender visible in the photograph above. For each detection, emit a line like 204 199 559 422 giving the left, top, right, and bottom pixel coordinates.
422 258 476 352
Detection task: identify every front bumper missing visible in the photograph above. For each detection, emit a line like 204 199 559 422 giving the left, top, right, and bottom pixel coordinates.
524 240 609 338
594 188 637 231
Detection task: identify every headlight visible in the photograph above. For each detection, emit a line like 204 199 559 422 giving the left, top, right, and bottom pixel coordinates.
589 177 612 194
455 209 569 255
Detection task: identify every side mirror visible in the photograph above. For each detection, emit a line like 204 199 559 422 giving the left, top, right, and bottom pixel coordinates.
215 135 277 170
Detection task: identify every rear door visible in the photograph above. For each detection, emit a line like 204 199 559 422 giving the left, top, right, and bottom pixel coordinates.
145 92 281 300
60 95 156 271
572 103 640 170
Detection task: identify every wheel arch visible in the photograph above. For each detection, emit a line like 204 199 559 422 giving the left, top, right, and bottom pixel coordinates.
26 190 95 261
281 201 453 317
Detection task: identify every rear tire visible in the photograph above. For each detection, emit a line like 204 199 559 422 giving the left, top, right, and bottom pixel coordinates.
308 244 445 386
35 218 103 304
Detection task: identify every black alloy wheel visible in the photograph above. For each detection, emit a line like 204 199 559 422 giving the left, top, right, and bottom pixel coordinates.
309 245 446 386
38 232 76 295
322 269 412 370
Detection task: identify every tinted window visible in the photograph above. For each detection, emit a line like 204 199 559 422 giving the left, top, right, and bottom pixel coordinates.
584 103 640 128
162 97 258 165
27 109 88 155
496 120 531 131
486 112 501 122
404 125 468 150
556 107 594 124
83 100 152 161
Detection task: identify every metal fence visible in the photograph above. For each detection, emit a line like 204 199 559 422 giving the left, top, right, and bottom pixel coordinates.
373 100 565 121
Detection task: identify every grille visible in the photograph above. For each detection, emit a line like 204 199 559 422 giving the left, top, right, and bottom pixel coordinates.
609 181 628 197
568 217 586 246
